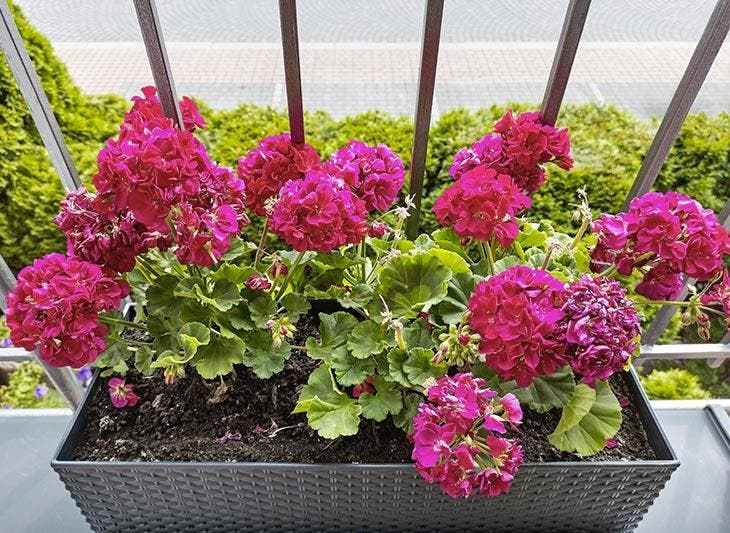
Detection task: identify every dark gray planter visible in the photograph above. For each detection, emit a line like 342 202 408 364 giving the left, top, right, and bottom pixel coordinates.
52 368 678 532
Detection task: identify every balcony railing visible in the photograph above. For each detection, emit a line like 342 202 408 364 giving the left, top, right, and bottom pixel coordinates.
0 0 729 408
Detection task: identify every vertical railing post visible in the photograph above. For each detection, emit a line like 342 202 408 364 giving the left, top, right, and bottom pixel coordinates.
0 0 80 192
133 0 183 127
623 0 730 208
540 0 592 126
0 254 82 408
278 0 305 144
405 0 444 239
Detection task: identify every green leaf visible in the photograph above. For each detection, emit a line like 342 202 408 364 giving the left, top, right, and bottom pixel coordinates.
177 322 211 358
211 264 257 285
95 337 131 370
403 319 434 349
385 347 446 389
150 349 191 368
191 334 246 379
249 294 277 327
207 279 242 311
517 221 548 248
385 348 411 387
294 364 361 439
337 283 374 311
393 393 422 433
331 349 376 386
280 293 311 322
526 366 576 413
220 237 249 261
243 331 291 378
305 312 358 362
431 227 469 258
425 248 470 274
226 302 255 331
548 381 622 456
358 376 403 421
377 252 452 317
436 272 479 324
493 255 521 274
134 346 154 375
403 347 447 386
146 274 184 316
347 320 389 359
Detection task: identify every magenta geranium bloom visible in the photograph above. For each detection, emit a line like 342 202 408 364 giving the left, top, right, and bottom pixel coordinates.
324 140 405 212
6 254 128 368
237 133 322 217
108 377 139 409
433 167 530 247
560 275 641 385
591 192 730 292
411 373 523 498
468 266 568 387
270 171 368 253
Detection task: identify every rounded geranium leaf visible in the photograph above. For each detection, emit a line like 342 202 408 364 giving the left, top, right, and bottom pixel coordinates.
377 252 452 318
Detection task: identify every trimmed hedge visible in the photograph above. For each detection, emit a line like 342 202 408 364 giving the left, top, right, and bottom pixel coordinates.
639 368 711 400
0 2 126 271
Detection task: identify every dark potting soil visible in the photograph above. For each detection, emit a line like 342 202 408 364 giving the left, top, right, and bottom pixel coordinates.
72 311 656 464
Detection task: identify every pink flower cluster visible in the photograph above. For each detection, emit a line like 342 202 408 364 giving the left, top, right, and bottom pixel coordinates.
64 86 249 270
54 188 156 274
324 140 405 212
108 377 139 408
449 110 573 195
236 133 321 216
468 266 568 387
591 192 730 299
270 171 368 253
411 373 523 498
6 254 129 368
435 111 571 245
433 167 531 247
702 269 730 323
560 275 641 385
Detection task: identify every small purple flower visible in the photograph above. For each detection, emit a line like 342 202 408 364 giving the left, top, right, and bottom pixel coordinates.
76 367 93 383
0 338 12 348
33 384 48 399
605 438 619 449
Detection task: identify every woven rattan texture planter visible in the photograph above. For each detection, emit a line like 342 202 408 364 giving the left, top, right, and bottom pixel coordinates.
52 369 678 533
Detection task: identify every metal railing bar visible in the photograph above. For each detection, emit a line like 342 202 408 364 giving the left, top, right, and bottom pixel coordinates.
0 253 82 408
623 0 730 208
642 197 730 345
0 0 80 192
639 342 730 360
0 347 33 362
540 0 592 126
405 0 444 239
133 0 183 128
278 0 305 144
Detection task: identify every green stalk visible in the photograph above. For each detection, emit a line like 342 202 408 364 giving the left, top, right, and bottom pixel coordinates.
253 217 270 270
98 315 147 331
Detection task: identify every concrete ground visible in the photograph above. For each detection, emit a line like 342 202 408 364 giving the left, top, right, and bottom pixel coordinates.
15 0 730 118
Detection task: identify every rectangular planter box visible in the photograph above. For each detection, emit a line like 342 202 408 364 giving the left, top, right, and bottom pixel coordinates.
52 368 678 533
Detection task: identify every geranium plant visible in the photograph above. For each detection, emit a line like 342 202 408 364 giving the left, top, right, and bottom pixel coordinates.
7 87 730 499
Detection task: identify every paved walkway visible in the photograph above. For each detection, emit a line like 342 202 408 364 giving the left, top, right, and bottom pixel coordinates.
15 0 730 118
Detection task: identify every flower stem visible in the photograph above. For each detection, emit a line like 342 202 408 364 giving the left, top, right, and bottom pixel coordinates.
99 315 147 331
635 299 726 318
482 241 496 276
254 217 270 270
275 252 304 301
570 218 590 250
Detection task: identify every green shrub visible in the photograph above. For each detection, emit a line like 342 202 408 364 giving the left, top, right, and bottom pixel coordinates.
640 368 712 400
0 2 125 272
0 361 67 408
